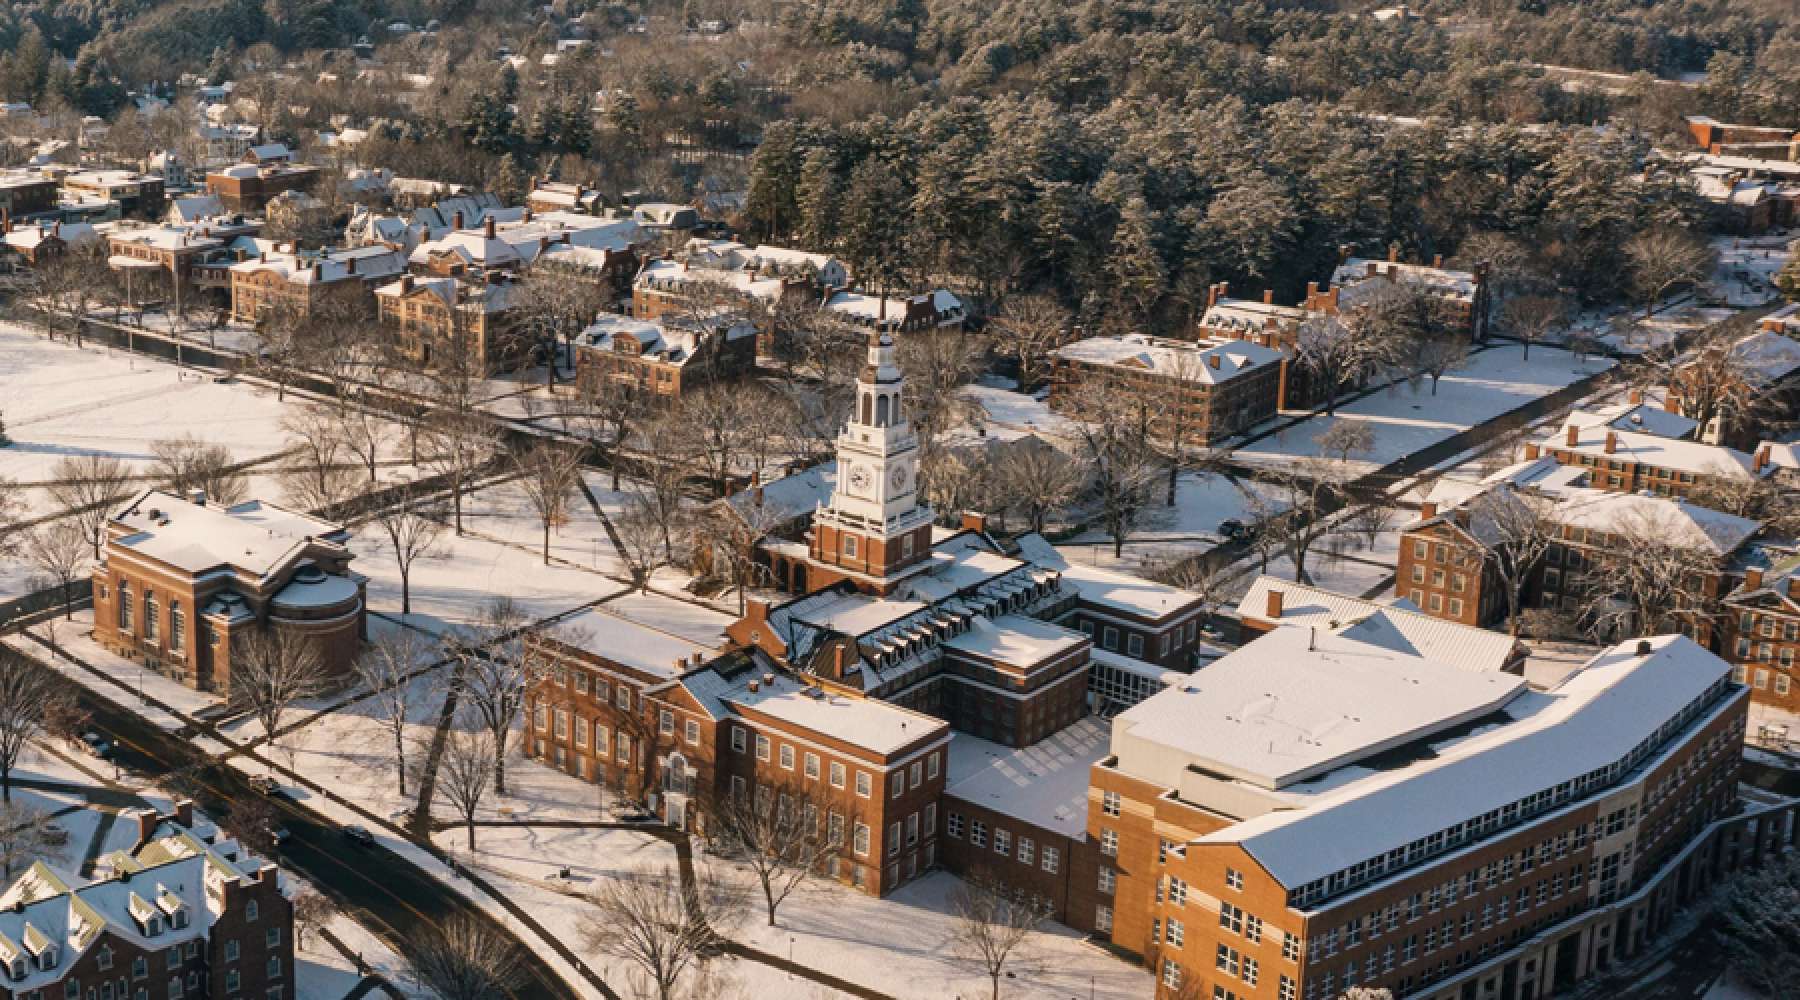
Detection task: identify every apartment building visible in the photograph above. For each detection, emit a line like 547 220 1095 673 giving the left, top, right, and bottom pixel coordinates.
0 170 59 218
1236 576 1528 673
1089 630 1786 1000
90 489 366 693
1529 420 1774 499
205 161 319 214
1667 329 1800 449
570 313 758 400
1720 559 1800 714
0 802 294 1000
61 169 167 218
373 273 524 369
229 244 406 324
1049 334 1286 444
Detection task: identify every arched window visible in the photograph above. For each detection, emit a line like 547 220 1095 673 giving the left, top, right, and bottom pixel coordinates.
875 394 889 427
118 582 133 630
665 752 689 795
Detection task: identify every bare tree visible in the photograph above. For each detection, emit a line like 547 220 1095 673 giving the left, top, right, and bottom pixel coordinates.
711 781 844 927
0 800 58 878
1315 422 1376 469
679 387 752 500
513 441 585 565
451 597 539 796
1669 319 1787 446
989 293 1072 391
898 328 987 450
289 889 335 951
514 267 609 387
20 520 90 618
1061 383 1160 558
637 412 698 562
422 408 502 535
1469 487 1561 636
332 399 396 485
373 488 447 615
998 439 1086 536
436 726 496 851
1709 851 1800 1000
1500 294 1568 361
28 246 111 346
353 628 435 798
1625 227 1717 318
0 648 72 803
406 913 527 1000
1294 314 1363 415
45 454 133 559
150 436 251 508
228 629 329 759
581 865 747 1000
949 872 1054 1000
617 497 673 593
570 374 642 492
1573 506 1719 641
0 476 24 565
277 408 360 514
1255 456 1354 585
221 793 281 855
693 501 784 615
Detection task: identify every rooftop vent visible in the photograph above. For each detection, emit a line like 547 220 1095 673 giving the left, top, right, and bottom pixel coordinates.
1635 639 1652 656
292 566 327 584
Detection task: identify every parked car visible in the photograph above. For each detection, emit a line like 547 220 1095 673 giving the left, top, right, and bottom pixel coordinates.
269 826 292 847
247 774 282 796
79 732 114 759
343 825 376 847
1218 519 1256 541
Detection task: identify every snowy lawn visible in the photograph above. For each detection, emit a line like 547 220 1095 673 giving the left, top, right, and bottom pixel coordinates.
352 520 627 634
455 477 619 574
1237 346 1613 476
7 611 223 726
1057 471 1286 575
951 385 1078 445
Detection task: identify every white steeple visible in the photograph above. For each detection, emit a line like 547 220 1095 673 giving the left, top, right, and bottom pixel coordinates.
816 332 932 548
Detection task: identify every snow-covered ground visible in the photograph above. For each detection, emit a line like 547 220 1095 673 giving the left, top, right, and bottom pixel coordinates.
1056 470 1284 575
1714 232 1793 308
951 385 1078 445
1238 346 1612 476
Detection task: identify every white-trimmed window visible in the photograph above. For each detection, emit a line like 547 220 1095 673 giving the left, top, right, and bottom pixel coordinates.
1096 905 1113 933
853 823 870 856
947 812 963 838
659 710 674 735
994 829 1010 856
830 761 847 787
1041 847 1059 873
780 744 795 770
731 727 747 753
685 720 700 745
926 752 939 780
804 752 820 780
856 771 871 797
755 734 771 761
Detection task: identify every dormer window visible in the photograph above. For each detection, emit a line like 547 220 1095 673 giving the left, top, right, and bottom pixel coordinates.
173 911 189 929
146 916 161 935
8 958 23 980
40 944 57 969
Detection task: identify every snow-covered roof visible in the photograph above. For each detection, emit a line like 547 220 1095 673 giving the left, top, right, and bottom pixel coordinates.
1114 625 1528 792
1199 297 1310 335
555 604 721 679
1016 534 1203 622
3 222 98 251
1332 258 1480 307
1054 334 1285 384
1566 401 1697 440
1192 635 1734 893
1762 302 1800 336
681 652 945 758
573 313 754 367
1696 329 1800 386
1236 577 1524 674
723 462 837 524
1543 421 1768 479
944 715 1109 840
166 194 224 225
231 245 406 284
108 490 348 579
823 289 964 327
943 614 1086 668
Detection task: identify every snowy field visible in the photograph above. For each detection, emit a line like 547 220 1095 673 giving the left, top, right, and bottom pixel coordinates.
1238 346 1612 476
1057 470 1285 575
951 385 1078 445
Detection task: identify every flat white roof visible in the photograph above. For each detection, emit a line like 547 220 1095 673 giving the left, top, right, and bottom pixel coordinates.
687 662 943 757
944 614 1086 667
1115 626 1527 790
1199 636 1733 890
791 592 931 639
110 490 345 578
1237 577 1523 674
1017 534 1202 621
944 715 1109 839
556 602 723 680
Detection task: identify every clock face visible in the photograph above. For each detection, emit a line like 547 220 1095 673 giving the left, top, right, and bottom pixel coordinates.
847 465 872 493
890 466 908 490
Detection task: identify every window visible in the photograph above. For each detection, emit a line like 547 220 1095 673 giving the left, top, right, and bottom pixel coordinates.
1220 901 1245 933
1283 933 1300 962
828 811 846 846
1225 867 1244 890
947 812 963 838
830 761 847 787
924 803 936 835
615 686 631 711
170 603 184 648
1096 905 1114 933
888 822 901 856
1166 918 1184 948
575 718 588 747
1098 868 1116 894
1280 975 1297 1000
891 771 904 798
1127 634 1144 657
554 710 568 739
1099 828 1118 856
969 820 986 848
1101 790 1120 817
616 731 630 762
853 823 870 856
134 957 148 979
780 744 795 770
145 593 159 640
224 941 239 962
659 710 674 735
1101 626 1119 650
909 760 923 789
754 734 770 761
1041 847 1059 873
265 957 280 979
1168 877 1187 907
1163 960 1183 990
926 752 939 780
842 535 858 558
1018 837 1034 866
804 752 820 780
225 972 239 994
855 772 872 798
994 829 1011 856
730 726 747 754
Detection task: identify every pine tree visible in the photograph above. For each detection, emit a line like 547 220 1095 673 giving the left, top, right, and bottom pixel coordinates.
745 121 801 243
605 93 643 155
204 47 233 87
795 146 841 251
840 157 909 301
559 97 593 156
493 153 529 204
1774 255 1800 304
1106 196 1166 333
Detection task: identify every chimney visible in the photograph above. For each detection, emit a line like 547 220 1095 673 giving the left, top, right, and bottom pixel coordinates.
1207 283 1220 308
1266 588 1284 620
523 206 533 222
1420 501 1438 520
1603 431 1617 454
260 250 267 262
1628 388 1642 405
1665 390 1682 414
833 645 845 679
1208 352 1221 370
1218 281 1229 300
1306 280 1318 300
1338 244 1352 264
346 255 356 275
135 808 160 845
174 800 193 828
312 262 323 279
1566 424 1579 447
484 216 496 238
400 274 413 293
1635 639 1652 657
1788 576 1800 601
52 221 61 237
690 652 703 667
1387 241 1399 263
1524 442 1541 460
1747 567 1764 591
540 235 551 252
1755 444 1770 473
453 211 464 230
188 489 205 506
961 512 987 534
1432 253 1443 269
1366 261 1378 277
1262 289 1274 305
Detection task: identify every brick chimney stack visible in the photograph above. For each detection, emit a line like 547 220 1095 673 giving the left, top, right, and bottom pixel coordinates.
1420 501 1438 519
1387 241 1400 263
1746 567 1764 591
452 211 464 230
1524 443 1541 460
1208 352 1221 369
484 216 497 238
1263 289 1274 305
1603 431 1617 454
1628 388 1642 405
1755 444 1770 473
1266 589 1283 619
1432 253 1443 268
1566 424 1579 447
1788 576 1800 601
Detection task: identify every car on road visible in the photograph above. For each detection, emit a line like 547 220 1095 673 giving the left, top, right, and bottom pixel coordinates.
247 774 283 797
79 732 114 759
343 824 376 847
269 826 292 847
1218 519 1256 541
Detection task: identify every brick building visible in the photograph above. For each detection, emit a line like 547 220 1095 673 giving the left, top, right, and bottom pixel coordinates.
205 161 320 214
0 170 59 219
106 220 260 309
91 489 366 694
229 245 407 324
1530 419 1775 499
1327 247 1490 343
571 313 758 400
1086 628 1786 1000
60 170 166 219
408 210 643 286
1394 458 1760 642
373 273 524 369
1667 328 1800 449
1720 559 1800 715
1235 576 1527 672
1 219 99 265
1049 334 1286 444
0 801 294 1000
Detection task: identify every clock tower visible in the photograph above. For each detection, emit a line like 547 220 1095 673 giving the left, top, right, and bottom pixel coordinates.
807 332 934 593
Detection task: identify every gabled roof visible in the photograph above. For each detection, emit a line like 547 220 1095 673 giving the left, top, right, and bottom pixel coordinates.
1053 333 1285 384
1543 421 1767 479
1236 576 1524 674
109 489 349 579
1566 402 1697 440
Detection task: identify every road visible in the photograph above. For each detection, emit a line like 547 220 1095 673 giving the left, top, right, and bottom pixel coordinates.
72 680 574 1000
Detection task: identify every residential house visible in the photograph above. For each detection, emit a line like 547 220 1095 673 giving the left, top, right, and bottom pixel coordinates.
1529 419 1776 498
1049 333 1285 444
